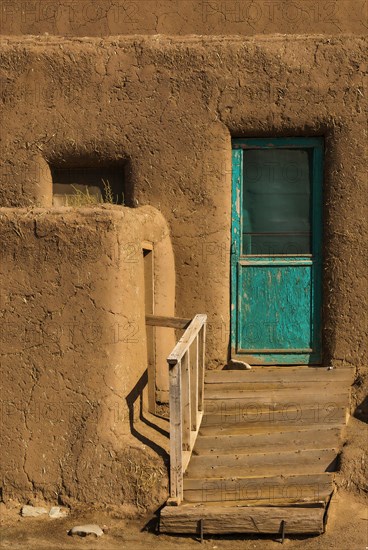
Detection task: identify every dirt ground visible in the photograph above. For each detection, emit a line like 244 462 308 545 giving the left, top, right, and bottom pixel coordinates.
0 489 367 550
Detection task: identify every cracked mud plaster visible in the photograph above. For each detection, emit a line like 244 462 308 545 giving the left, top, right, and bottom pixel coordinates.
0 35 366 366
0 33 367 509
0 206 171 509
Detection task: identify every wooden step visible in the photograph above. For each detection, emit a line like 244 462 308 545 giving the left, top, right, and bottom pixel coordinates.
199 420 345 436
204 383 350 399
183 495 329 506
183 472 333 503
185 448 338 478
193 427 341 455
205 366 354 384
180 498 328 507
204 380 350 393
204 391 349 413
201 403 347 428
160 502 326 534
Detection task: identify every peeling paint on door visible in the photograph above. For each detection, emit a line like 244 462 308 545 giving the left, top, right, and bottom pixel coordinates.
231 138 323 365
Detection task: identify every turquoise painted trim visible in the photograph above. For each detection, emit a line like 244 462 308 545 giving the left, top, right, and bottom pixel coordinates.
232 353 314 365
231 137 324 365
233 137 324 149
231 149 242 351
239 258 313 266
311 143 324 360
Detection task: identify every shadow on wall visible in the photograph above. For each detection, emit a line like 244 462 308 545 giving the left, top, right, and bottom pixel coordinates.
126 370 169 460
354 396 368 424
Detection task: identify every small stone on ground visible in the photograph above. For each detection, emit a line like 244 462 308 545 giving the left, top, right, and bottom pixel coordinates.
69 524 104 537
49 506 67 518
227 359 252 370
21 505 48 517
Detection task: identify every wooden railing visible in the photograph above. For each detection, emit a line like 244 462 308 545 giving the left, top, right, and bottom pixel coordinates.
145 313 207 504
145 314 192 413
166 314 207 505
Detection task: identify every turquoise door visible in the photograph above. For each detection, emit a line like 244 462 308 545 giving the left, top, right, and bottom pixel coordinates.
231 138 323 365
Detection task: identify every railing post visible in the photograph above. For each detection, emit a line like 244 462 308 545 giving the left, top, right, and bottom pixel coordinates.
198 323 206 412
168 360 183 505
191 336 199 430
181 350 191 451
166 314 207 506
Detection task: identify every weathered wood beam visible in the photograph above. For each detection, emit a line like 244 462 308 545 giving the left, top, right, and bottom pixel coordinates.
198 324 206 412
160 504 325 534
169 361 183 505
146 314 192 329
168 314 207 366
181 351 191 452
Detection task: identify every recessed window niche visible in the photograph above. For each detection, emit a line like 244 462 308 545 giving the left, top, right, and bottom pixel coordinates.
50 161 132 207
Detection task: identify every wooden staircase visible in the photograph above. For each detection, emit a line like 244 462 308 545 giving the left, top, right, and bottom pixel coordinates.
161 365 354 536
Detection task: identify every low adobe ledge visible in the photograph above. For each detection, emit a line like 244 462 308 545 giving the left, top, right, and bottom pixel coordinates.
0 205 173 510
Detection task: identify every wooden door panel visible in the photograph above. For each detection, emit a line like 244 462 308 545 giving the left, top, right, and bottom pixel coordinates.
231 138 323 365
237 263 316 363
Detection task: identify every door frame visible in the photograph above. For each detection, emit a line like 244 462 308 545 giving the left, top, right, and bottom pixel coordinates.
231 137 324 365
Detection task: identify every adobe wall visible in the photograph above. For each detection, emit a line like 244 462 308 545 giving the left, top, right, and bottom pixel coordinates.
0 0 366 36
0 34 367 507
0 205 173 507
0 35 367 368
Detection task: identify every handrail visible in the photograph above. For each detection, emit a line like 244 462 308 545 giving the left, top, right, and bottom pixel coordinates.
166 313 207 506
145 314 191 329
145 315 192 413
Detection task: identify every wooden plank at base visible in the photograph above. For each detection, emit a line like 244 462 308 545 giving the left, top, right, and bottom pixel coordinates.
160 504 325 534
